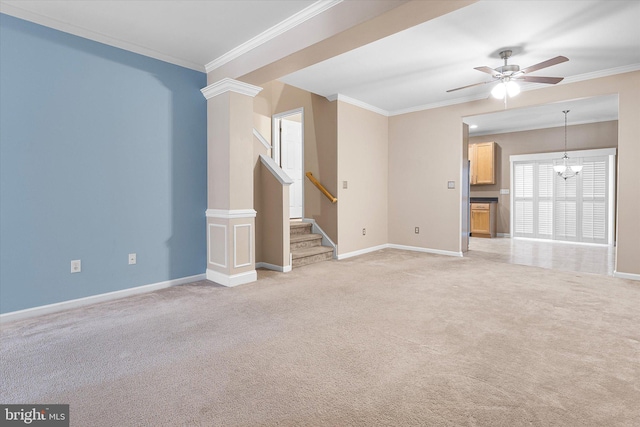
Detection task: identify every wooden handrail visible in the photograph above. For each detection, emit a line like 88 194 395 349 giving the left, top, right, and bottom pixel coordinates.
305 172 337 204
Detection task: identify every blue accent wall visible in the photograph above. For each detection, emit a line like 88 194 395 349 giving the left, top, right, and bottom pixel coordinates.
0 14 207 314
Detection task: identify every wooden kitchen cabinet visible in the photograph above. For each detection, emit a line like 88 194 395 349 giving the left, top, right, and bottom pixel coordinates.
470 202 496 238
469 142 495 185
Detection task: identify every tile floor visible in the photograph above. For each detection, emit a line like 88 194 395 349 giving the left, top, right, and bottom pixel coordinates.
466 237 615 277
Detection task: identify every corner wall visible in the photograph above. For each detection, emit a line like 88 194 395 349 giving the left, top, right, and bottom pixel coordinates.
0 14 207 313
337 101 389 256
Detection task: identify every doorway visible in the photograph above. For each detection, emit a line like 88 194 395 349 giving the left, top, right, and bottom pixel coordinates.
461 95 618 277
273 109 304 219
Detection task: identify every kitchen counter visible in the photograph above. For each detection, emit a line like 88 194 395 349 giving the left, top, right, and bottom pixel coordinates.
470 197 498 203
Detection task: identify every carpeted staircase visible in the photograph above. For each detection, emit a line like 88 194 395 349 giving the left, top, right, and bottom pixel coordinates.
290 222 333 268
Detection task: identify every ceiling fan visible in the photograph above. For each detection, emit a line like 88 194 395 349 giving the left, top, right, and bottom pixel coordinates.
447 50 569 98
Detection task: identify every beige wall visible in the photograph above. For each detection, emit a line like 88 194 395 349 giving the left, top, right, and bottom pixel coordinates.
389 106 463 254
470 120 618 235
207 92 231 210
207 92 255 211
337 101 389 255
388 71 640 275
258 162 290 267
253 81 339 242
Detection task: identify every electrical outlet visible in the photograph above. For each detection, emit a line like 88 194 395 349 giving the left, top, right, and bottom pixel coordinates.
71 260 81 273
128 253 137 265
343 181 348 189
362 228 366 235
415 227 420 234
447 181 455 189
500 188 510 195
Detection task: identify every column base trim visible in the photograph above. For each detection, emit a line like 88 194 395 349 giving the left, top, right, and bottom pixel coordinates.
206 269 257 287
206 209 257 219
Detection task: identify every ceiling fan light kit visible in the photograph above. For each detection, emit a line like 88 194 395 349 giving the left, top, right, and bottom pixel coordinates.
447 49 568 102
491 79 520 99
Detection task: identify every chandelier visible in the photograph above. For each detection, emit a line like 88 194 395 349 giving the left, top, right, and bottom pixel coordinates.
554 110 582 180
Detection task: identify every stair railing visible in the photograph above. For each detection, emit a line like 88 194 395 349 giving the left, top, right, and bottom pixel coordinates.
305 172 337 204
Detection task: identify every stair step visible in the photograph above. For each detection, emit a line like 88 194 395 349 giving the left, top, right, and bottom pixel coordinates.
290 233 322 250
291 246 334 268
290 221 312 236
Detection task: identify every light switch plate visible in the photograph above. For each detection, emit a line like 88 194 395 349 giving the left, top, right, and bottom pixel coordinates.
447 181 455 189
500 189 510 195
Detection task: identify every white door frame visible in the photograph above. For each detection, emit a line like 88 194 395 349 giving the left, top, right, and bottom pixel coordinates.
272 108 304 219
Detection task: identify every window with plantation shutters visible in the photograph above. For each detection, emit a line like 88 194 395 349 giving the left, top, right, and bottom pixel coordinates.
554 167 577 241
513 163 533 235
581 157 608 243
537 163 554 237
511 149 614 245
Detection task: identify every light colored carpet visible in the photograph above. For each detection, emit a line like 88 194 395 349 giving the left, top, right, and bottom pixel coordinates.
1 249 639 426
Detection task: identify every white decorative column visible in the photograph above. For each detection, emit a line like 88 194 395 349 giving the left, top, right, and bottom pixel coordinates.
201 78 263 286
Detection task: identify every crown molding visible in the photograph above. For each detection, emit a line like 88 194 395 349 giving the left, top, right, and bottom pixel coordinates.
389 93 489 117
0 2 204 72
560 63 640 85
204 0 343 73
504 64 640 97
389 63 640 117
326 94 389 116
201 78 263 99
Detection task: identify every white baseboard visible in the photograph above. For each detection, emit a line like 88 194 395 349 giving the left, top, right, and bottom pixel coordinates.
337 244 390 260
256 262 292 273
337 243 463 260
613 271 640 281
388 244 463 258
0 273 206 324
206 269 257 287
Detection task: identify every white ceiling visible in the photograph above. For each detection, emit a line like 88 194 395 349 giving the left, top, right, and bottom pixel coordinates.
0 0 318 70
2 0 639 135
464 95 619 137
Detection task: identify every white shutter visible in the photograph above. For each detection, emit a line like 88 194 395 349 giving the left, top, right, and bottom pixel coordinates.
538 201 553 236
513 163 534 237
537 163 553 237
555 201 577 238
515 200 534 235
512 153 610 244
515 163 533 198
581 157 608 243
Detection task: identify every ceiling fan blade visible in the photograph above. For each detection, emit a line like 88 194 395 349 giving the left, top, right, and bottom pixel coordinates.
447 80 495 93
474 66 500 76
520 56 568 74
514 75 564 84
